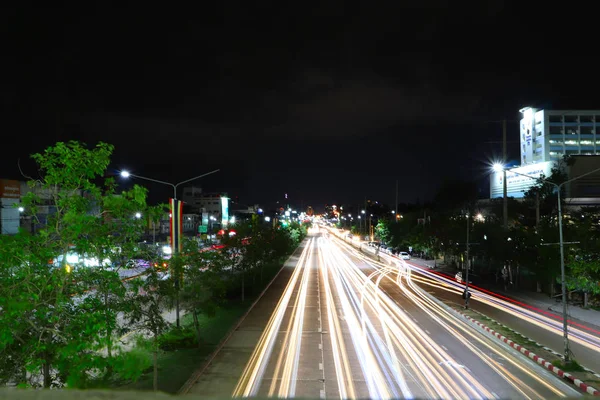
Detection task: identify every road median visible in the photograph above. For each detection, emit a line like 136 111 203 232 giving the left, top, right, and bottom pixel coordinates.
443 300 600 396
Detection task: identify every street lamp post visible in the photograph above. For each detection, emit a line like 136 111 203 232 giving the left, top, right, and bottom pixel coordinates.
361 210 366 237
493 163 600 362
120 168 220 328
465 212 471 309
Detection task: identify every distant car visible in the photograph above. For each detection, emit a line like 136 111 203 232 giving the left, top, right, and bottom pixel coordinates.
399 251 410 260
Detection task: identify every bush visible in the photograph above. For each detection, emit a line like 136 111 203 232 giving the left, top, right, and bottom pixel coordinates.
112 347 153 383
158 326 197 350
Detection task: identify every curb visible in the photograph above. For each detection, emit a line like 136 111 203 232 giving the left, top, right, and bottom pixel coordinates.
177 240 307 395
338 232 600 395
457 310 600 396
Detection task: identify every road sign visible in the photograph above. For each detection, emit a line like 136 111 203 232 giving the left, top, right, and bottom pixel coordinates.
198 225 208 233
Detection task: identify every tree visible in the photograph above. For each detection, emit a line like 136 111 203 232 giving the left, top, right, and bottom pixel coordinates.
564 207 600 295
523 156 570 218
179 239 228 346
375 220 391 244
0 141 150 388
125 265 171 392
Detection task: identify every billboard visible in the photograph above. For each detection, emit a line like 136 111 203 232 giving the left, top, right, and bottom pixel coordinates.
221 196 229 227
520 108 534 165
0 179 20 198
490 161 553 199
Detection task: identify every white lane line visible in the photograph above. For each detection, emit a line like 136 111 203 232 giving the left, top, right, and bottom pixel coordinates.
441 345 448 351
318 343 322 350
425 330 430 335
320 389 326 399
319 363 323 370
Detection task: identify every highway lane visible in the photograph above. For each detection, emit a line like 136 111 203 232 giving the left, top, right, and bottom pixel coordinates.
400 256 600 375
233 229 580 399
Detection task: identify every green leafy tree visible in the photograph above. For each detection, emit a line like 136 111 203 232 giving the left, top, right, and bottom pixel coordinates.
125 266 171 392
179 239 228 345
564 207 600 295
0 141 150 388
375 220 391 244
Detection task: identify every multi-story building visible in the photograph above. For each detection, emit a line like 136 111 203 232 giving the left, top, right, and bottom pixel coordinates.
519 107 600 165
491 108 600 199
181 186 230 227
0 179 21 234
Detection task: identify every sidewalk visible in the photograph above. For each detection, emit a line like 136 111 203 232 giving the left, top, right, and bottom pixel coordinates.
409 257 600 330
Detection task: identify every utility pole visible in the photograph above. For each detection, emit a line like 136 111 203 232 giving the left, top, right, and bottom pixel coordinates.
395 180 398 223
498 164 600 363
535 190 540 229
465 212 471 309
502 119 508 231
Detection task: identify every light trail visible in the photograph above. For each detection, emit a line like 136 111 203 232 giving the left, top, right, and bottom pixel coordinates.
233 231 580 398
404 262 600 355
233 238 314 397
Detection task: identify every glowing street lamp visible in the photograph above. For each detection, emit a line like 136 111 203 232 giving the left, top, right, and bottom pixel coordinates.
120 167 219 329
135 212 142 219
492 162 600 362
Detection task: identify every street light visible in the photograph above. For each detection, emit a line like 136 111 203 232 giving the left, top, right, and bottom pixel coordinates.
120 168 220 328
492 162 600 362
135 212 142 219
492 163 508 230
120 169 220 202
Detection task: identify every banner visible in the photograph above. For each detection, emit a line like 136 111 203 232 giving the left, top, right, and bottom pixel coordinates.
169 198 183 253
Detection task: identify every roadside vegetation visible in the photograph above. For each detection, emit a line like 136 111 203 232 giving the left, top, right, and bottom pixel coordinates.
0 140 308 392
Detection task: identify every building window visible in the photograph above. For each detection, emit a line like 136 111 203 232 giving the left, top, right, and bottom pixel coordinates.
549 115 562 123
565 128 578 135
549 126 563 135
565 115 578 123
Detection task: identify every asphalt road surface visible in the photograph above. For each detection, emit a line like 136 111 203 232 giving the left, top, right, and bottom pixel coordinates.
186 228 581 398
400 256 600 376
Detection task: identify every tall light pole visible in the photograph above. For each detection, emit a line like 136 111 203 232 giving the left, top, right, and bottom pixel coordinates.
492 162 600 362
361 210 366 237
502 120 508 231
465 212 470 309
395 179 399 223
120 168 220 328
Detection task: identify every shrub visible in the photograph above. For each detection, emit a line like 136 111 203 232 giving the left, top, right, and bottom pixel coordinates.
158 326 197 350
112 347 153 383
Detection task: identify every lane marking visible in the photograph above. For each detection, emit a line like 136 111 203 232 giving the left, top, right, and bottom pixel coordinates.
319 363 323 370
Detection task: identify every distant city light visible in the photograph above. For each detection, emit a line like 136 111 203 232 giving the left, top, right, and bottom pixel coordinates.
265 216 271 222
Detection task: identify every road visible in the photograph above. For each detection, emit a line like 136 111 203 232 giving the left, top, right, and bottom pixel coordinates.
187 228 579 399
397 255 600 375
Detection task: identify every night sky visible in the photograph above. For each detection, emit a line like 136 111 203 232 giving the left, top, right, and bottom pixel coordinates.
3 3 599 211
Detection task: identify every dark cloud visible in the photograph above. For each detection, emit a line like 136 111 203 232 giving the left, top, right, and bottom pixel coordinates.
3 1 600 210
262 75 481 139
